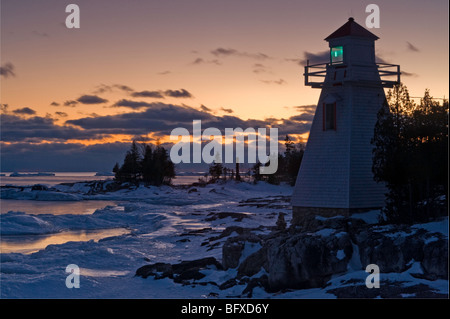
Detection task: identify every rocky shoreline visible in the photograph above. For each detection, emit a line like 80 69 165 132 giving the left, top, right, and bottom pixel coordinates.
136 195 448 298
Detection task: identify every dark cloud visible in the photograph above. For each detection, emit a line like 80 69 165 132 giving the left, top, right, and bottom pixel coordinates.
200 104 212 112
164 89 193 98
93 84 134 94
12 107 36 115
0 62 15 78
401 70 418 77
112 99 154 109
1 92 317 170
50 102 60 106
1 142 130 172
67 103 214 137
211 48 271 60
220 107 234 114
261 79 287 85
0 114 109 142
77 95 108 104
131 90 165 98
64 100 78 107
294 104 316 113
297 50 329 65
191 58 222 65
252 63 269 74
55 111 68 117
406 41 420 52
157 71 171 75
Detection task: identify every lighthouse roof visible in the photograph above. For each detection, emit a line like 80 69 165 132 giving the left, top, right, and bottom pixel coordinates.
325 17 379 41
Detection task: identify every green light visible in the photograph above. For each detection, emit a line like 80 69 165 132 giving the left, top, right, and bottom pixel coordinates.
331 46 343 64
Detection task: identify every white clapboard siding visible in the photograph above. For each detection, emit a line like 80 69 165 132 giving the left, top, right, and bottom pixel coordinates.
292 18 393 210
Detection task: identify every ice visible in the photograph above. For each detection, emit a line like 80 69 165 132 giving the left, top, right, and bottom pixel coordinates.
1 180 448 298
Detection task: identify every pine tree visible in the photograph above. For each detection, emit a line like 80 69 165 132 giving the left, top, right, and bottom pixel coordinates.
372 84 448 223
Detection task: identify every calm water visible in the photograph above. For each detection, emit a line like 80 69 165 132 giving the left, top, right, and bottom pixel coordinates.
0 200 121 215
0 172 200 186
1 228 130 254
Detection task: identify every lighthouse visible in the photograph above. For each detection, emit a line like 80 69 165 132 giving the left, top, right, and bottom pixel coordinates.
291 18 400 225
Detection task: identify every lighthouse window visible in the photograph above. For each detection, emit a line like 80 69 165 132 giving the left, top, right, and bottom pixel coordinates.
324 103 336 130
331 46 343 64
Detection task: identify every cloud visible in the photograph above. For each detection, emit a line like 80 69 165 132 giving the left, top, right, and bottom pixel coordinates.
261 79 287 85
0 114 109 142
157 71 171 75
200 104 212 112
55 111 68 117
164 89 193 98
0 63 15 78
191 58 222 65
211 48 271 60
93 84 134 94
406 41 420 52
64 100 78 107
12 107 36 115
220 107 234 114
131 90 165 98
50 102 60 106
112 99 154 109
401 70 418 77
77 95 108 104
1 142 130 172
252 63 269 74
296 50 330 65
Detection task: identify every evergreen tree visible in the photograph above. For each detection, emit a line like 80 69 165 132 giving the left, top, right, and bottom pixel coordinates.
372 84 448 223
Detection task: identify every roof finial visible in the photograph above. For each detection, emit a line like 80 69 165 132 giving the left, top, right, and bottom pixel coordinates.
348 17 354 22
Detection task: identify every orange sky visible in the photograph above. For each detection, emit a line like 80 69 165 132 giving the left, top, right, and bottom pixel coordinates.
0 0 448 171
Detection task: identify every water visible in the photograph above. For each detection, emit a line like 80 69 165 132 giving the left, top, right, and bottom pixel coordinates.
0 172 112 186
0 172 200 254
0 200 120 215
0 172 201 186
0 228 130 254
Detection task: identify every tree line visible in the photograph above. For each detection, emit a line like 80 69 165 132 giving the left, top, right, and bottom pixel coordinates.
113 141 175 186
371 83 448 224
207 135 304 186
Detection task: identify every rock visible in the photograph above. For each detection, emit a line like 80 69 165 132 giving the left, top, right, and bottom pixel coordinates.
327 281 448 298
265 231 353 291
421 239 448 280
237 246 268 278
188 188 198 193
242 275 269 298
136 257 223 283
222 233 261 270
219 278 239 290
174 269 206 283
172 257 223 273
135 262 173 279
205 212 251 222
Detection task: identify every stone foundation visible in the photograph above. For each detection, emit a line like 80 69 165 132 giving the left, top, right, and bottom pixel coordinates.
292 206 380 227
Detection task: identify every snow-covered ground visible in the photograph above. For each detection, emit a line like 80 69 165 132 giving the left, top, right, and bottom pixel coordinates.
0 181 448 298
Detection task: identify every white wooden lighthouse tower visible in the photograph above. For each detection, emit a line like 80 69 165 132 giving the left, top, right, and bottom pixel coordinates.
291 18 400 225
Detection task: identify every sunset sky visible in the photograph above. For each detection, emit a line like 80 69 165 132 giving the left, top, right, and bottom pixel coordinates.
1 0 448 171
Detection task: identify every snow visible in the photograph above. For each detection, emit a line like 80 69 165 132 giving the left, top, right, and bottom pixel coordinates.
336 249 345 260
0 180 448 299
350 210 381 224
413 219 448 237
314 228 335 237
